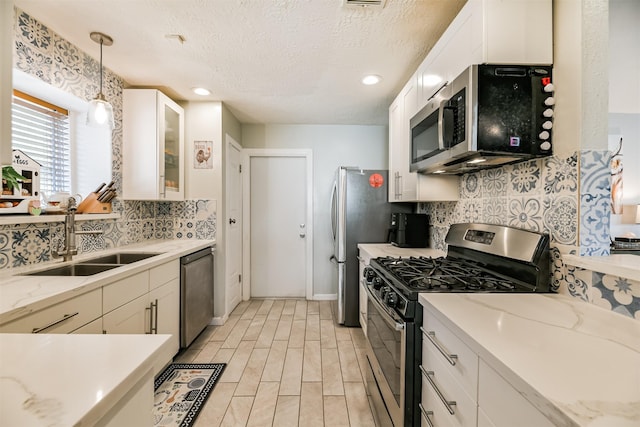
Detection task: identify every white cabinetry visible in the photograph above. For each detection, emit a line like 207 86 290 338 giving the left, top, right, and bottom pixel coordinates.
103 260 181 358
389 78 459 203
123 89 185 201
478 360 555 427
417 0 553 108
420 302 555 427
0 288 102 334
357 254 368 335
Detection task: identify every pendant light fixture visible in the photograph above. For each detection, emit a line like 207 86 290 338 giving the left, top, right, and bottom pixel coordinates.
87 31 114 129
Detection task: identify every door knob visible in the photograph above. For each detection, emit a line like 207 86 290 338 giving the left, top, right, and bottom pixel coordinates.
229 218 236 225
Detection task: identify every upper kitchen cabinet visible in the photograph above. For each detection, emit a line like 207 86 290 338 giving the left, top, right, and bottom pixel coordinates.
123 89 185 201
417 0 553 105
389 76 459 203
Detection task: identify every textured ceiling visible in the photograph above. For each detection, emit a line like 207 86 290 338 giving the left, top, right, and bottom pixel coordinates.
13 0 465 125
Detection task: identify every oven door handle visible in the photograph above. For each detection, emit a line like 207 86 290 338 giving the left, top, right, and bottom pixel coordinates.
365 285 404 331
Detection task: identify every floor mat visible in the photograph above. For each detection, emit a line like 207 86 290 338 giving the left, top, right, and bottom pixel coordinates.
153 363 226 427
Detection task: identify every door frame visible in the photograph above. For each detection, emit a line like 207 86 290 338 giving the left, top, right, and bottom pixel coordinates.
241 149 314 300
225 135 243 314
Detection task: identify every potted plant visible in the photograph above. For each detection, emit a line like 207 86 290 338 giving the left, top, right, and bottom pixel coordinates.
2 165 28 196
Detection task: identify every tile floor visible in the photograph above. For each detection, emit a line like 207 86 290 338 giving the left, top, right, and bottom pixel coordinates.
175 299 376 427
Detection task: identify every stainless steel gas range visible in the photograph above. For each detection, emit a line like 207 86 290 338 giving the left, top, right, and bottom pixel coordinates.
363 223 551 427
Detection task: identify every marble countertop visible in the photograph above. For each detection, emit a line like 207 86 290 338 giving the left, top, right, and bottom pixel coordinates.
0 333 171 426
0 239 215 325
563 253 640 281
357 243 445 260
419 293 640 427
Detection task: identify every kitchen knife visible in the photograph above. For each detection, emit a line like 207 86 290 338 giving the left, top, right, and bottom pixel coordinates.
97 181 114 200
103 191 117 203
93 182 106 194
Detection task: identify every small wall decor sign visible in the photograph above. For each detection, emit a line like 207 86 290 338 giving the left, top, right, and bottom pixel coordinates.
194 141 213 169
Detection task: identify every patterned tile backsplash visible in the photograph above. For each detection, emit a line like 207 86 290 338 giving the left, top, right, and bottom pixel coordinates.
7 9 636 320
3 9 216 272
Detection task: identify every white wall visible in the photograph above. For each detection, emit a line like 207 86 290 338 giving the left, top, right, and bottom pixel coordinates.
242 124 388 296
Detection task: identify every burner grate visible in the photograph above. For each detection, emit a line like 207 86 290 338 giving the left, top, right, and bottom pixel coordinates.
375 256 520 292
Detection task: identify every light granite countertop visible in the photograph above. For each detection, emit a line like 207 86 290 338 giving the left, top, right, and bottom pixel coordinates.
0 333 171 426
419 293 640 427
563 253 640 281
0 239 215 325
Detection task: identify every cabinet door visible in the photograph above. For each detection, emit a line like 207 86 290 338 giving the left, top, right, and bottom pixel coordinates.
388 95 403 202
400 81 418 201
158 91 184 201
149 278 180 355
103 294 150 334
358 256 367 335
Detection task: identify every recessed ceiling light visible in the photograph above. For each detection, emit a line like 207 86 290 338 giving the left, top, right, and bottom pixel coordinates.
192 87 211 96
467 158 487 164
362 75 382 85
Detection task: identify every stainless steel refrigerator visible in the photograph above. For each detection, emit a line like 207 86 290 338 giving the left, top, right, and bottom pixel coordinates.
330 167 412 326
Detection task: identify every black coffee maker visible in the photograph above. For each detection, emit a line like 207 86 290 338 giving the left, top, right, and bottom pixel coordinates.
388 213 430 248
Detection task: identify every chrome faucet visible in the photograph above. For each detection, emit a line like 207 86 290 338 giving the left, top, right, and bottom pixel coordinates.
53 197 103 262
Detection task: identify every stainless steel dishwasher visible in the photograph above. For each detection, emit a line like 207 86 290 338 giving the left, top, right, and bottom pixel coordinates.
180 247 214 348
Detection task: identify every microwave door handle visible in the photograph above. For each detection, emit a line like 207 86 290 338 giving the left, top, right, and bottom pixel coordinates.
441 106 455 149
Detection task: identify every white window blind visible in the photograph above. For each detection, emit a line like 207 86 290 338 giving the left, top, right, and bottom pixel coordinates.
11 91 71 195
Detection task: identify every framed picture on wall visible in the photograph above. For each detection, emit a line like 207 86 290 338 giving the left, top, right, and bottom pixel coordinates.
194 141 213 169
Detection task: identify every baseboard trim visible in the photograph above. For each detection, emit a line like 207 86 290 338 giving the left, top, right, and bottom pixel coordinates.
209 314 228 326
312 293 337 301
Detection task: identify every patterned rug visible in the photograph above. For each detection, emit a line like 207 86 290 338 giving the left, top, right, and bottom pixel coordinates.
153 363 226 427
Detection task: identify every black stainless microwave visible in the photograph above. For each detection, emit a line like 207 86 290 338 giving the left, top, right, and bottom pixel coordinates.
409 64 554 174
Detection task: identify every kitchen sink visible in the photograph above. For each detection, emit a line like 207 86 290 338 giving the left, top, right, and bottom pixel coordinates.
79 252 161 265
25 263 120 276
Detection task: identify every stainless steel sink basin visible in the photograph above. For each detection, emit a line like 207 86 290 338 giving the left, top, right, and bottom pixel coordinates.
25 263 120 276
79 252 161 265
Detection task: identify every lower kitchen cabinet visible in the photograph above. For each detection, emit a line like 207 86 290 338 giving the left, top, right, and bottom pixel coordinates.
103 293 151 334
478 359 555 427
149 278 180 354
0 288 102 334
421 302 556 427
95 369 154 427
358 255 368 335
71 317 103 334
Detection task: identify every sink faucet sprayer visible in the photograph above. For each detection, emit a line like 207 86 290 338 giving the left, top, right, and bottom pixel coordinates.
53 197 103 262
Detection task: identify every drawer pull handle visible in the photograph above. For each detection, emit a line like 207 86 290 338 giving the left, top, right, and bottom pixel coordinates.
32 312 79 333
421 327 458 366
420 365 457 415
418 403 435 427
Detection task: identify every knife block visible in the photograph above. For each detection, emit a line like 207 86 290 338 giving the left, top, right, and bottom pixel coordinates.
76 192 112 214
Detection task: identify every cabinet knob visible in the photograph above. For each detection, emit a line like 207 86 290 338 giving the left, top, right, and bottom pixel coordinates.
229 218 236 225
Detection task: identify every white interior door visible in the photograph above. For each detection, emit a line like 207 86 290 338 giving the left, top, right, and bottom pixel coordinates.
249 154 309 298
225 136 243 313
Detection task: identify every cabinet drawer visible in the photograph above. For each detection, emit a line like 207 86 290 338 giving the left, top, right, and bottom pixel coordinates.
420 358 477 427
103 270 149 313
71 317 103 334
149 259 179 290
478 359 555 427
0 288 101 334
422 309 478 400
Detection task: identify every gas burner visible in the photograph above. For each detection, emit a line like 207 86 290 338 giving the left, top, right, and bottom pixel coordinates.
372 256 524 294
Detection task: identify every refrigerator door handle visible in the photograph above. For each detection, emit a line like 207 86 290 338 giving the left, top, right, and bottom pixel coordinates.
330 180 337 241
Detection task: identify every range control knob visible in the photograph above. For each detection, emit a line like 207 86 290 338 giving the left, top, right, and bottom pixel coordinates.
539 131 550 140
544 97 555 106
385 291 398 308
544 83 555 93
542 121 553 130
380 286 390 299
372 277 383 290
543 108 554 118
540 141 552 151
364 268 376 284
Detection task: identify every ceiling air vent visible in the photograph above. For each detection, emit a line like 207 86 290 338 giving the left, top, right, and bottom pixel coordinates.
343 0 387 8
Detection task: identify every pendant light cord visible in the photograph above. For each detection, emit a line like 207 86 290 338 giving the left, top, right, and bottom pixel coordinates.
99 37 104 95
